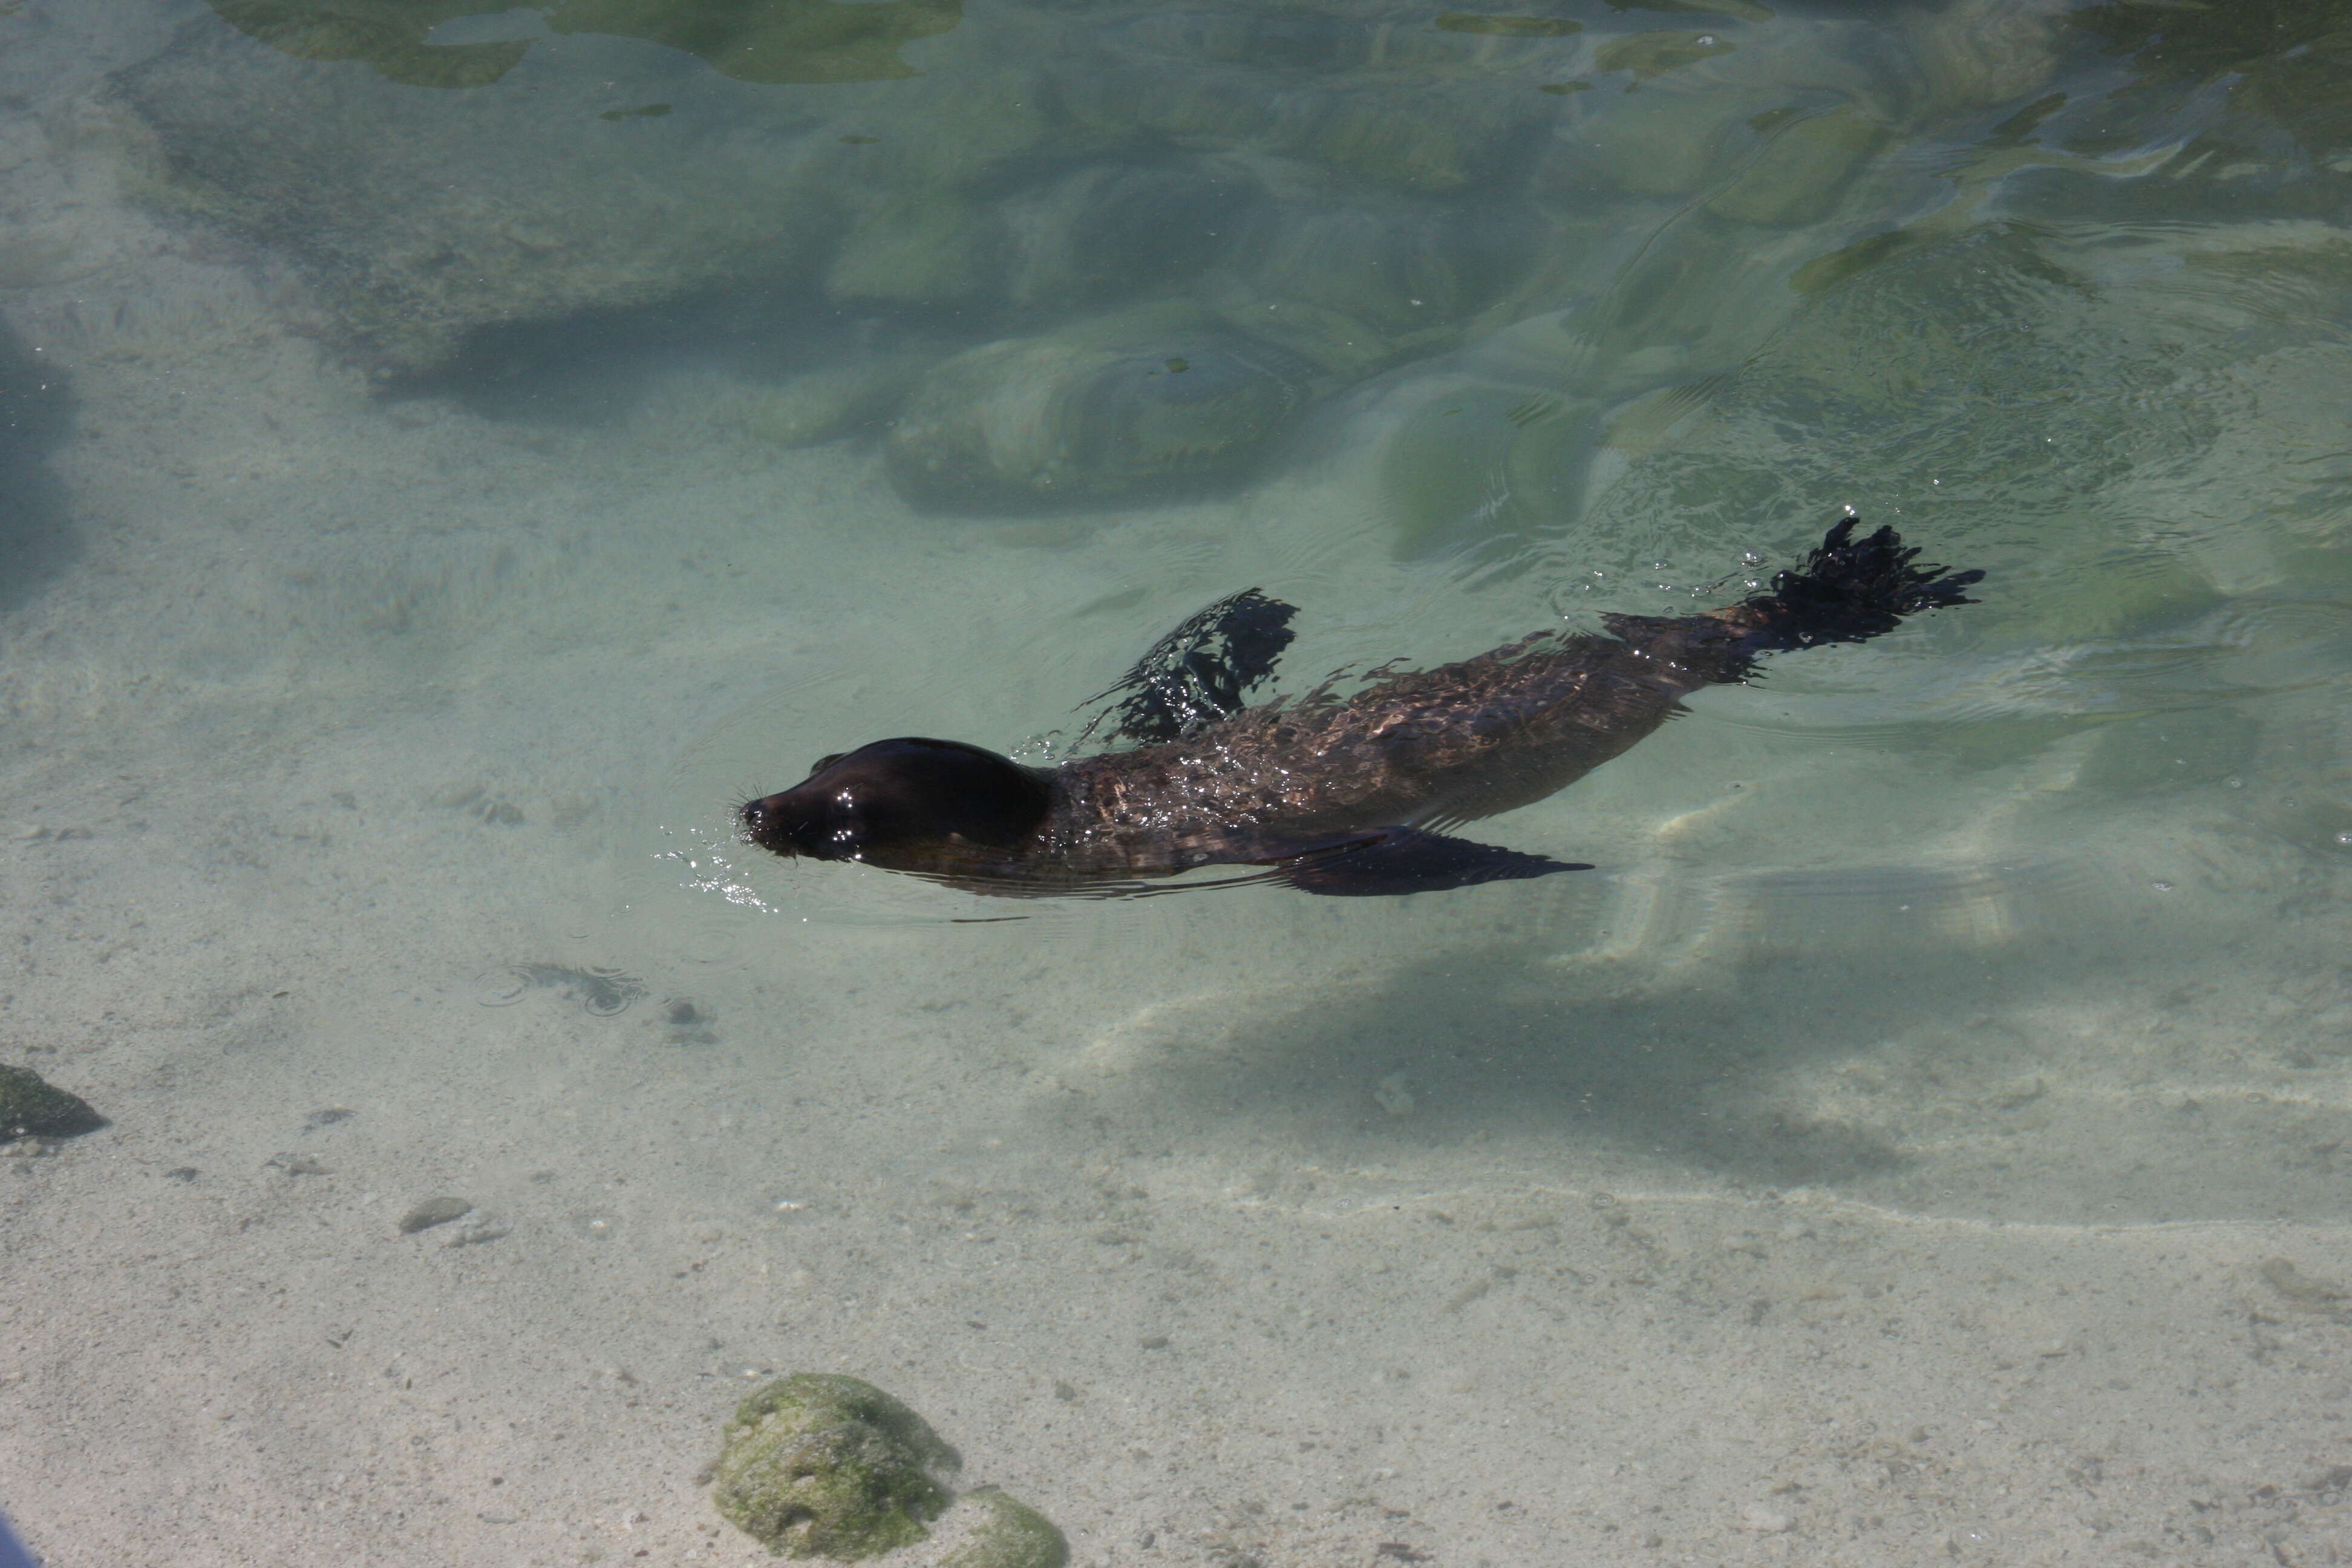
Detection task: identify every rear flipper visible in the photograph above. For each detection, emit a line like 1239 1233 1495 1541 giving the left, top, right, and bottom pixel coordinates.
1734 515 1984 657
1598 517 1983 685
1267 828 1590 897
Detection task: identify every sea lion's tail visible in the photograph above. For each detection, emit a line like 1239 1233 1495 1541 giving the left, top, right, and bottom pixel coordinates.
1730 515 1984 658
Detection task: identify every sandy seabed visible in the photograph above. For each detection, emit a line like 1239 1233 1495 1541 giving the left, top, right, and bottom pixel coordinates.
6 7 2352 1568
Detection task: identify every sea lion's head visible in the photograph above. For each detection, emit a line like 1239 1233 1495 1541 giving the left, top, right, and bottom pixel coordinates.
739 737 1053 874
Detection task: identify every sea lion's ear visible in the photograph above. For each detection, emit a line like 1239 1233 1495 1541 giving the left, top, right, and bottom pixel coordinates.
808 753 846 776
1266 827 1589 897
1077 588 1299 746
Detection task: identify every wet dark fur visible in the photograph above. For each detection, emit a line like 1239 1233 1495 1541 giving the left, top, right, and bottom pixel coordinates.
740 519 1984 897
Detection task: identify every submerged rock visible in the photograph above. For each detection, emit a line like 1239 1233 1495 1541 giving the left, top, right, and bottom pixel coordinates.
939 1491 1069 1568
713 1373 961 1559
994 158 1250 315
1910 0 2066 115
884 305 1322 509
1374 374 1603 561
731 355 935 447
825 191 1002 312
1221 195 1538 364
1592 27 1737 84
0 1063 106 1142
1704 103 1890 227
109 27 853 376
103 0 2063 516
1065 6 1553 193
710 1376 1074 1567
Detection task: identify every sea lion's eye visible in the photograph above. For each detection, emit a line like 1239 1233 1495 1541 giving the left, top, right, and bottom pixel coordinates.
809 752 845 776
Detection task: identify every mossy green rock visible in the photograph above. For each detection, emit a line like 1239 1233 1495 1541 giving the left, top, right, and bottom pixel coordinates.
714 1374 960 1559
941 1492 1069 1568
0 1063 105 1142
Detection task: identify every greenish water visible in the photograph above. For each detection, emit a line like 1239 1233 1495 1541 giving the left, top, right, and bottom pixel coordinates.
4 1 2352 1563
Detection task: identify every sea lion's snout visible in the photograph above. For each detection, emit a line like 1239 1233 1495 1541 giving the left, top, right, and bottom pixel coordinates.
740 737 1053 873
735 787 831 860
735 792 804 857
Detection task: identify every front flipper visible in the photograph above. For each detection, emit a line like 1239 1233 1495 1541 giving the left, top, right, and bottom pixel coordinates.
1077 588 1298 746
1267 828 1589 897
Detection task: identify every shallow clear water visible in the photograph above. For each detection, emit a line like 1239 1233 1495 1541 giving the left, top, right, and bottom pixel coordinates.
4 0 2352 1563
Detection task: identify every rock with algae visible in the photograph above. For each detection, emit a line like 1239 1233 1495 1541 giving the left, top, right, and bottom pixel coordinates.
939 1491 1068 1568
714 1374 961 1559
0 1063 106 1142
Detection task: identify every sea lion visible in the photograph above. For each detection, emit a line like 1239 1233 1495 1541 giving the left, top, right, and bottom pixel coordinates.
740 517 1984 897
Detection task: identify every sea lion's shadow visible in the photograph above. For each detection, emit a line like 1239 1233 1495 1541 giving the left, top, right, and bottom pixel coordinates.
0 317 80 613
1096 942 2053 1192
